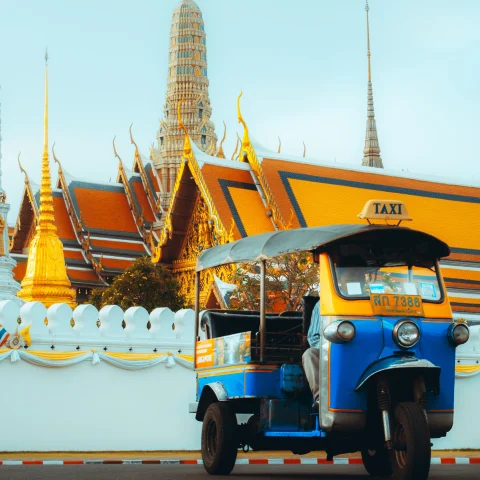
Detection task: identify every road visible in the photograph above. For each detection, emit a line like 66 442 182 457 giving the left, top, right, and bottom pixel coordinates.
0 464 478 479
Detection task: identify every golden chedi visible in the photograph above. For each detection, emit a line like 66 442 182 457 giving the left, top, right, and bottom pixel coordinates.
17 52 76 308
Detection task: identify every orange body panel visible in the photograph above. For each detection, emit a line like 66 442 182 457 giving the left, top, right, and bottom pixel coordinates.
319 253 453 319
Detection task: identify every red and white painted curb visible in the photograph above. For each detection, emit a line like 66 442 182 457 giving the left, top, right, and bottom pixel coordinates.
0 457 479 466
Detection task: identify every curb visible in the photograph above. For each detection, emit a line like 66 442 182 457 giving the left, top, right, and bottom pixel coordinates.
0 457 479 466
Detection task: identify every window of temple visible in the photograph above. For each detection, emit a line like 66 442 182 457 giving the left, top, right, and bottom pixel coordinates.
160 137 164 146
201 135 206 146
202 68 207 76
198 108 203 119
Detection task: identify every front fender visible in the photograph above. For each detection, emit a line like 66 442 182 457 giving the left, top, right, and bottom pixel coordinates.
195 381 228 421
355 356 441 391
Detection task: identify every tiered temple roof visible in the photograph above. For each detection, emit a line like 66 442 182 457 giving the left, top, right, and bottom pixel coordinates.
152 96 480 316
10 139 163 302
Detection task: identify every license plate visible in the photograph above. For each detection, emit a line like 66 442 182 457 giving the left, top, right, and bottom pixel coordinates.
370 294 424 317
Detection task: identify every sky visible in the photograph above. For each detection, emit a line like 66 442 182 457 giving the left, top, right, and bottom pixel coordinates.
0 0 479 220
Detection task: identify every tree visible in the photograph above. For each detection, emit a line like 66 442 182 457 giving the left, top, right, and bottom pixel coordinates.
88 256 185 312
229 252 319 312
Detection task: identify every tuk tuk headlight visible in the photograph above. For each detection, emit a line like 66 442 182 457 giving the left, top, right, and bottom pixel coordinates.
448 323 469 346
324 320 356 344
393 320 420 348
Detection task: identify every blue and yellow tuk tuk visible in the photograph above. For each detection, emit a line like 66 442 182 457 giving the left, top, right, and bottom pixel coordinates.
191 200 469 479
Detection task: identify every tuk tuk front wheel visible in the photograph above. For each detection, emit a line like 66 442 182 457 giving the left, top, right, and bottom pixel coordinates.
391 402 431 480
201 402 238 475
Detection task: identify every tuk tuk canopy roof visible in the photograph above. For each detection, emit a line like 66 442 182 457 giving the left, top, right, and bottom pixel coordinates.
195 224 450 272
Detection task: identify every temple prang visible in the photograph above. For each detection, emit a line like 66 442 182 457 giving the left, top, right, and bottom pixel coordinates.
151 0 218 214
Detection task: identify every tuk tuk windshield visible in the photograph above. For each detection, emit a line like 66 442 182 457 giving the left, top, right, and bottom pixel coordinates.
333 263 443 302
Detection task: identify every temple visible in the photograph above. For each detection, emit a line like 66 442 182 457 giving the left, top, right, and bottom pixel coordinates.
8 0 480 316
10 131 162 303
16 53 76 308
151 0 218 213
152 92 480 315
0 88 21 304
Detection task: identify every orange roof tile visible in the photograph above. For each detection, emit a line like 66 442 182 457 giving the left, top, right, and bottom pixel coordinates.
200 163 273 239
98 257 135 271
67 268 104 285
71 185 138 235
260 158 480 260
90 238 147 255
131 179 155 223
146 164 160 193
52 193 77 242
64 249 86 261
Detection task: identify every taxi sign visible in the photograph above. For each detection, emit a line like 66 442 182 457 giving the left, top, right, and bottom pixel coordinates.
358 199 412 224
370 294 424 317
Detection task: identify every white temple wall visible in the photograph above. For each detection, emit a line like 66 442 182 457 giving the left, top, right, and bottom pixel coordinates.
0 300 479 451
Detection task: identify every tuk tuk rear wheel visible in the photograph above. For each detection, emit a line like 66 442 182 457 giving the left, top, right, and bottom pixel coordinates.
391 402 431 480
361 446 392 477
201 402 238 475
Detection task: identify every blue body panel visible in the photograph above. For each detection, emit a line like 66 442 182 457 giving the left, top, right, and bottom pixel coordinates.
329 317 455 413
197 368 282 400
196 317 456 433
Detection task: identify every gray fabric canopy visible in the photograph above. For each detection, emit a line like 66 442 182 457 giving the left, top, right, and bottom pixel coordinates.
196 224 450 272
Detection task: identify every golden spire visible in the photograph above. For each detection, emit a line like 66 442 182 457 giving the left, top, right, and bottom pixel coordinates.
277 137 281 154
216 121 226 158
17 52 76 308
362 1 383 168
366 1 371 83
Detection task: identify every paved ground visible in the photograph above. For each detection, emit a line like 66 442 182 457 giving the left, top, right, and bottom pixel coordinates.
0 464 478 479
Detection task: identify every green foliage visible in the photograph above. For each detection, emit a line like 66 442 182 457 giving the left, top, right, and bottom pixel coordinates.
88 256 185 312
229 252 319 312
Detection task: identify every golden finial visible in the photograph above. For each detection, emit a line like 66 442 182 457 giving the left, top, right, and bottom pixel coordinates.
17 152 27 177
237 92 250 149
52 142 60 166
303 141 307 158
129 123 139 153
237 92 247 132
112 136 122 162
231 133 240 161
277 137 281 154
216 121 226 158
366 0 371 83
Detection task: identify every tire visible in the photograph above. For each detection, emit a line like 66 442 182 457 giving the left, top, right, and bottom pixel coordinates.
201 402 238 475
391 402 431 480
361 446 392 477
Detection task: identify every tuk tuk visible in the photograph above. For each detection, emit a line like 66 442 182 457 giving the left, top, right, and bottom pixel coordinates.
191 200 469 480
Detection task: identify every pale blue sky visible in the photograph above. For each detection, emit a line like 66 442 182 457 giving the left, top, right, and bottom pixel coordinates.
0 0 479 219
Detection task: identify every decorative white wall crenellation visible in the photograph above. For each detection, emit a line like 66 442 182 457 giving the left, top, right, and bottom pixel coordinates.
0 300 202 356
